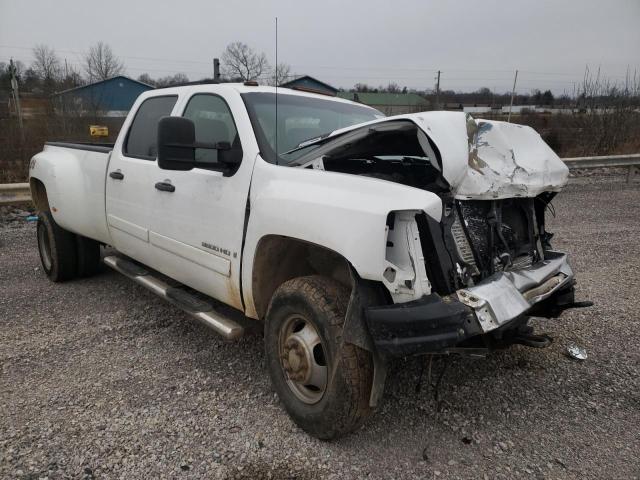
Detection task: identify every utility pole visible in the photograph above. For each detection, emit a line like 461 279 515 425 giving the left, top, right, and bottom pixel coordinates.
9 59 24 141
507 69 518 122
213 58 220 82
435 70 441 110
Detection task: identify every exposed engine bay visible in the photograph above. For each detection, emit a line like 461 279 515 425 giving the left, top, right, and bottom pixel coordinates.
298 120 450 194
419 194 557 294
294 115 568 298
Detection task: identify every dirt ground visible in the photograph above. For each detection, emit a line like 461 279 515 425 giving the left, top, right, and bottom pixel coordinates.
1 172 638 479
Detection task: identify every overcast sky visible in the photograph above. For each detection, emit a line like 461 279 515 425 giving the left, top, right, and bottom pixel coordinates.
1 0 638 94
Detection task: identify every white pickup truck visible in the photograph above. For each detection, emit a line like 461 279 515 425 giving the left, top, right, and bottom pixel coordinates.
29 83 587 439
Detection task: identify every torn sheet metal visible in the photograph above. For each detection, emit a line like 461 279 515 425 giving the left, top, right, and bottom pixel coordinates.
409 113 569 199
566 344 587 360
457 120 569 200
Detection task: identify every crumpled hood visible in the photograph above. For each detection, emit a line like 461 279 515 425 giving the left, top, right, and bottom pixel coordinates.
301 111 569 200
457 118 569 199
380 112 569 199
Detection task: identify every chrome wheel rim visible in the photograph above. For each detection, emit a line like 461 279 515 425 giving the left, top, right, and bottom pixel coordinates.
278 314 328 404
37 222 52 271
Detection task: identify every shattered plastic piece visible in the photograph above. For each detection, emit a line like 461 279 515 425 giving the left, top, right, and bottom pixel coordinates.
566 344 587 360
26 215 38 222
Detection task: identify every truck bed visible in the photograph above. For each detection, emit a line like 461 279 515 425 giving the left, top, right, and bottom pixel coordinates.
31 143 112 244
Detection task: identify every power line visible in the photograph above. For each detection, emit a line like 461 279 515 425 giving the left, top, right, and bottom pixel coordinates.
0 44 212 65
2 43 636 79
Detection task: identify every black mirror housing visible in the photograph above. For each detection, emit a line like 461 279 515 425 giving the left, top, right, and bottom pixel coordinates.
157 116 196 171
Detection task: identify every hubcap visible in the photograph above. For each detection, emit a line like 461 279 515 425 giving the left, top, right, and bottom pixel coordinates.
279 314 328 404
37 222 52 271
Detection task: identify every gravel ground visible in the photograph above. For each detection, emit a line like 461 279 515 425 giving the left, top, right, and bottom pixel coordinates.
1 173 638 480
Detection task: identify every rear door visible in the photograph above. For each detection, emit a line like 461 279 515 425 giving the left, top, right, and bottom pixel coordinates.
105 94 178 265
148 91 255 310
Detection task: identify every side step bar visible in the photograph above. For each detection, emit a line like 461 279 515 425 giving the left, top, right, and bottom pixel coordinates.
103 255 244 340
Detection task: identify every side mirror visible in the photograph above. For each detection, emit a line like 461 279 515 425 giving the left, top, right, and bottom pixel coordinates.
157 116 195 171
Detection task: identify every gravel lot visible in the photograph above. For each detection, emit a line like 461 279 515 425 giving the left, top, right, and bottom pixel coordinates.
1 172 638 479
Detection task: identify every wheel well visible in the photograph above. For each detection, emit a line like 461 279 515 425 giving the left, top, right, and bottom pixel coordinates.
252 235 353 320
29 178 50 212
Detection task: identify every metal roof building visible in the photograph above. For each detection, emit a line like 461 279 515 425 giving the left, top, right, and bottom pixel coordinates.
281 75 339 96
53 75 154 117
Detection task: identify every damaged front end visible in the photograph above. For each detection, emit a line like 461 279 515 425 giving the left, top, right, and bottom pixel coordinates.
365 194 579 357
294 112 587 358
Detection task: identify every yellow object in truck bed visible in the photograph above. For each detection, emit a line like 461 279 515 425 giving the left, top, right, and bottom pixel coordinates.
89 125 108 137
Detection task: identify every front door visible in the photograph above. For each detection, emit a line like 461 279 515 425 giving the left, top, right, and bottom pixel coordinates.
148 92 254 310
105 94 179 266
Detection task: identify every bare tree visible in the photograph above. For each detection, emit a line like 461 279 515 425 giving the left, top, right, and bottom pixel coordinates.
32 44 61 93
155 73 189 87
385 82 402 93
57 64 82 91
557 66 640 156
221 42 269 81
353 83 374 93
270 62 291 86
137 73 156 86
84 42 125 81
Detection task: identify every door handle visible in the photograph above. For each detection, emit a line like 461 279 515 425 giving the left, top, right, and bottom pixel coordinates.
109 171 124 180
155 181 175 193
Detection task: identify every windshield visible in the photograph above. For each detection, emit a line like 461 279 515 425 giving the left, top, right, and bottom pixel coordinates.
241 92 385 164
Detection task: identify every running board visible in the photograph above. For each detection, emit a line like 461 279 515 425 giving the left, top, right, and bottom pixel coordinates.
103 255 244 340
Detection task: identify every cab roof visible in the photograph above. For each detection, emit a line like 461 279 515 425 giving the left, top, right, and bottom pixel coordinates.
149 82 376 110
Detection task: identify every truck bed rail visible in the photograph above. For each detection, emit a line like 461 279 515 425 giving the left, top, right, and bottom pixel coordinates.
45 141 114 153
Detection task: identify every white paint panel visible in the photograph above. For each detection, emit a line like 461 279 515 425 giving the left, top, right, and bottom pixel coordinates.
29 146 112 244
241 158 443 318
149 231 230 277
107 214 149 242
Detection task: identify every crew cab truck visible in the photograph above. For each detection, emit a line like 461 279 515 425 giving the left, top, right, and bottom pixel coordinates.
29 83 587 439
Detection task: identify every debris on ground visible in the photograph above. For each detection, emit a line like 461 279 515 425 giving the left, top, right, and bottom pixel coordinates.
566 344 588 360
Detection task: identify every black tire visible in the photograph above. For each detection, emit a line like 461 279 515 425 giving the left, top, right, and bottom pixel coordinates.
37 211 78 282
265 275 374 440
76 235 101 278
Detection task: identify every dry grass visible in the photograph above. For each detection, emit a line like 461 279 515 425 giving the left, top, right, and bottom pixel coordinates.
0 115 123 183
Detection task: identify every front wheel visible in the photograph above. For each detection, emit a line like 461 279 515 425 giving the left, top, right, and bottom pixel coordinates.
265 276 374 440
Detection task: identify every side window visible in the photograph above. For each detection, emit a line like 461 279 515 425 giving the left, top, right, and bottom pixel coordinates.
183 94 241 167
124 95 177 159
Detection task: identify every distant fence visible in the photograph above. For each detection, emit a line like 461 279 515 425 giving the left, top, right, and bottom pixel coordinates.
1 154 638 206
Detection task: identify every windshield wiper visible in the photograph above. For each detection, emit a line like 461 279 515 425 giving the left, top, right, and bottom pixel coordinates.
281 132 332 156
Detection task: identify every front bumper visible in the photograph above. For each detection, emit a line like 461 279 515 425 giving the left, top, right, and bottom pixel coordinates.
365 251 575 357
456 251 573 332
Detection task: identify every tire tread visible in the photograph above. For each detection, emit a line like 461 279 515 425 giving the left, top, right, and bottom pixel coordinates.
37 211 77 282
266 275 373 439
